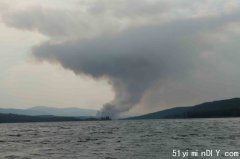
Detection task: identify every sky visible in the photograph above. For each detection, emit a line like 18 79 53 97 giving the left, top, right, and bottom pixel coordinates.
1 0 240 117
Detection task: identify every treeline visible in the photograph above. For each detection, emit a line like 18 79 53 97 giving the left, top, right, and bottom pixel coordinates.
128 98 240 119
0 113 98 123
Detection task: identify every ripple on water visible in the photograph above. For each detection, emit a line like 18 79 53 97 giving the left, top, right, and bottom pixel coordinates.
0 119 240 159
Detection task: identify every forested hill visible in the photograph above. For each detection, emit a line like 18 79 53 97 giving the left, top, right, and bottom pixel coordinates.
128 98 240 119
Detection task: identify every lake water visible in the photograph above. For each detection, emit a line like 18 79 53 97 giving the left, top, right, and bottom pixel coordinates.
0 118 240 159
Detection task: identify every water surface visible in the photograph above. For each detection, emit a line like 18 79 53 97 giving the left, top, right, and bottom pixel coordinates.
0 118 240 159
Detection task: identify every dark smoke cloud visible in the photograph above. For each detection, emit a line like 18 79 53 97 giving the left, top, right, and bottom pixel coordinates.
32 10 240 117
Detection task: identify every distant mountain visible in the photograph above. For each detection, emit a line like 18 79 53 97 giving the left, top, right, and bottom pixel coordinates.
0 106 97 117
0 108 50 116
128 98 240 119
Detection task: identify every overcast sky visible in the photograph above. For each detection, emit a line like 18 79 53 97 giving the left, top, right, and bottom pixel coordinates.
1 0 240 116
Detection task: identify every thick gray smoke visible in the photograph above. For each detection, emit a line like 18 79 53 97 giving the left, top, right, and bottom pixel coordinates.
32 10 240 118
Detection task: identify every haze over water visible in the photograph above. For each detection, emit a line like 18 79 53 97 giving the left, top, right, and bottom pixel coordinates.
1 118 240 159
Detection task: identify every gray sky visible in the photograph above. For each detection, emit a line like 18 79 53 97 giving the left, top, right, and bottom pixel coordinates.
1 0 240 116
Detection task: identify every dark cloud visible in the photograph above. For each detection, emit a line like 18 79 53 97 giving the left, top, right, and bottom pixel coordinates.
2 7 70 38
2 0 225 40
31 10 240 117
1 6 94 41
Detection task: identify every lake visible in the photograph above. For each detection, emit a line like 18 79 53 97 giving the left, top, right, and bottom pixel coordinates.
0 118 240 159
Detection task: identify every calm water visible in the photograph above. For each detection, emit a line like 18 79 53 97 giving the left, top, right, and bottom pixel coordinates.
0 119 240 159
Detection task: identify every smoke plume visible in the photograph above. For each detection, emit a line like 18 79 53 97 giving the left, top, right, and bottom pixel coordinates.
32 11 240 117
